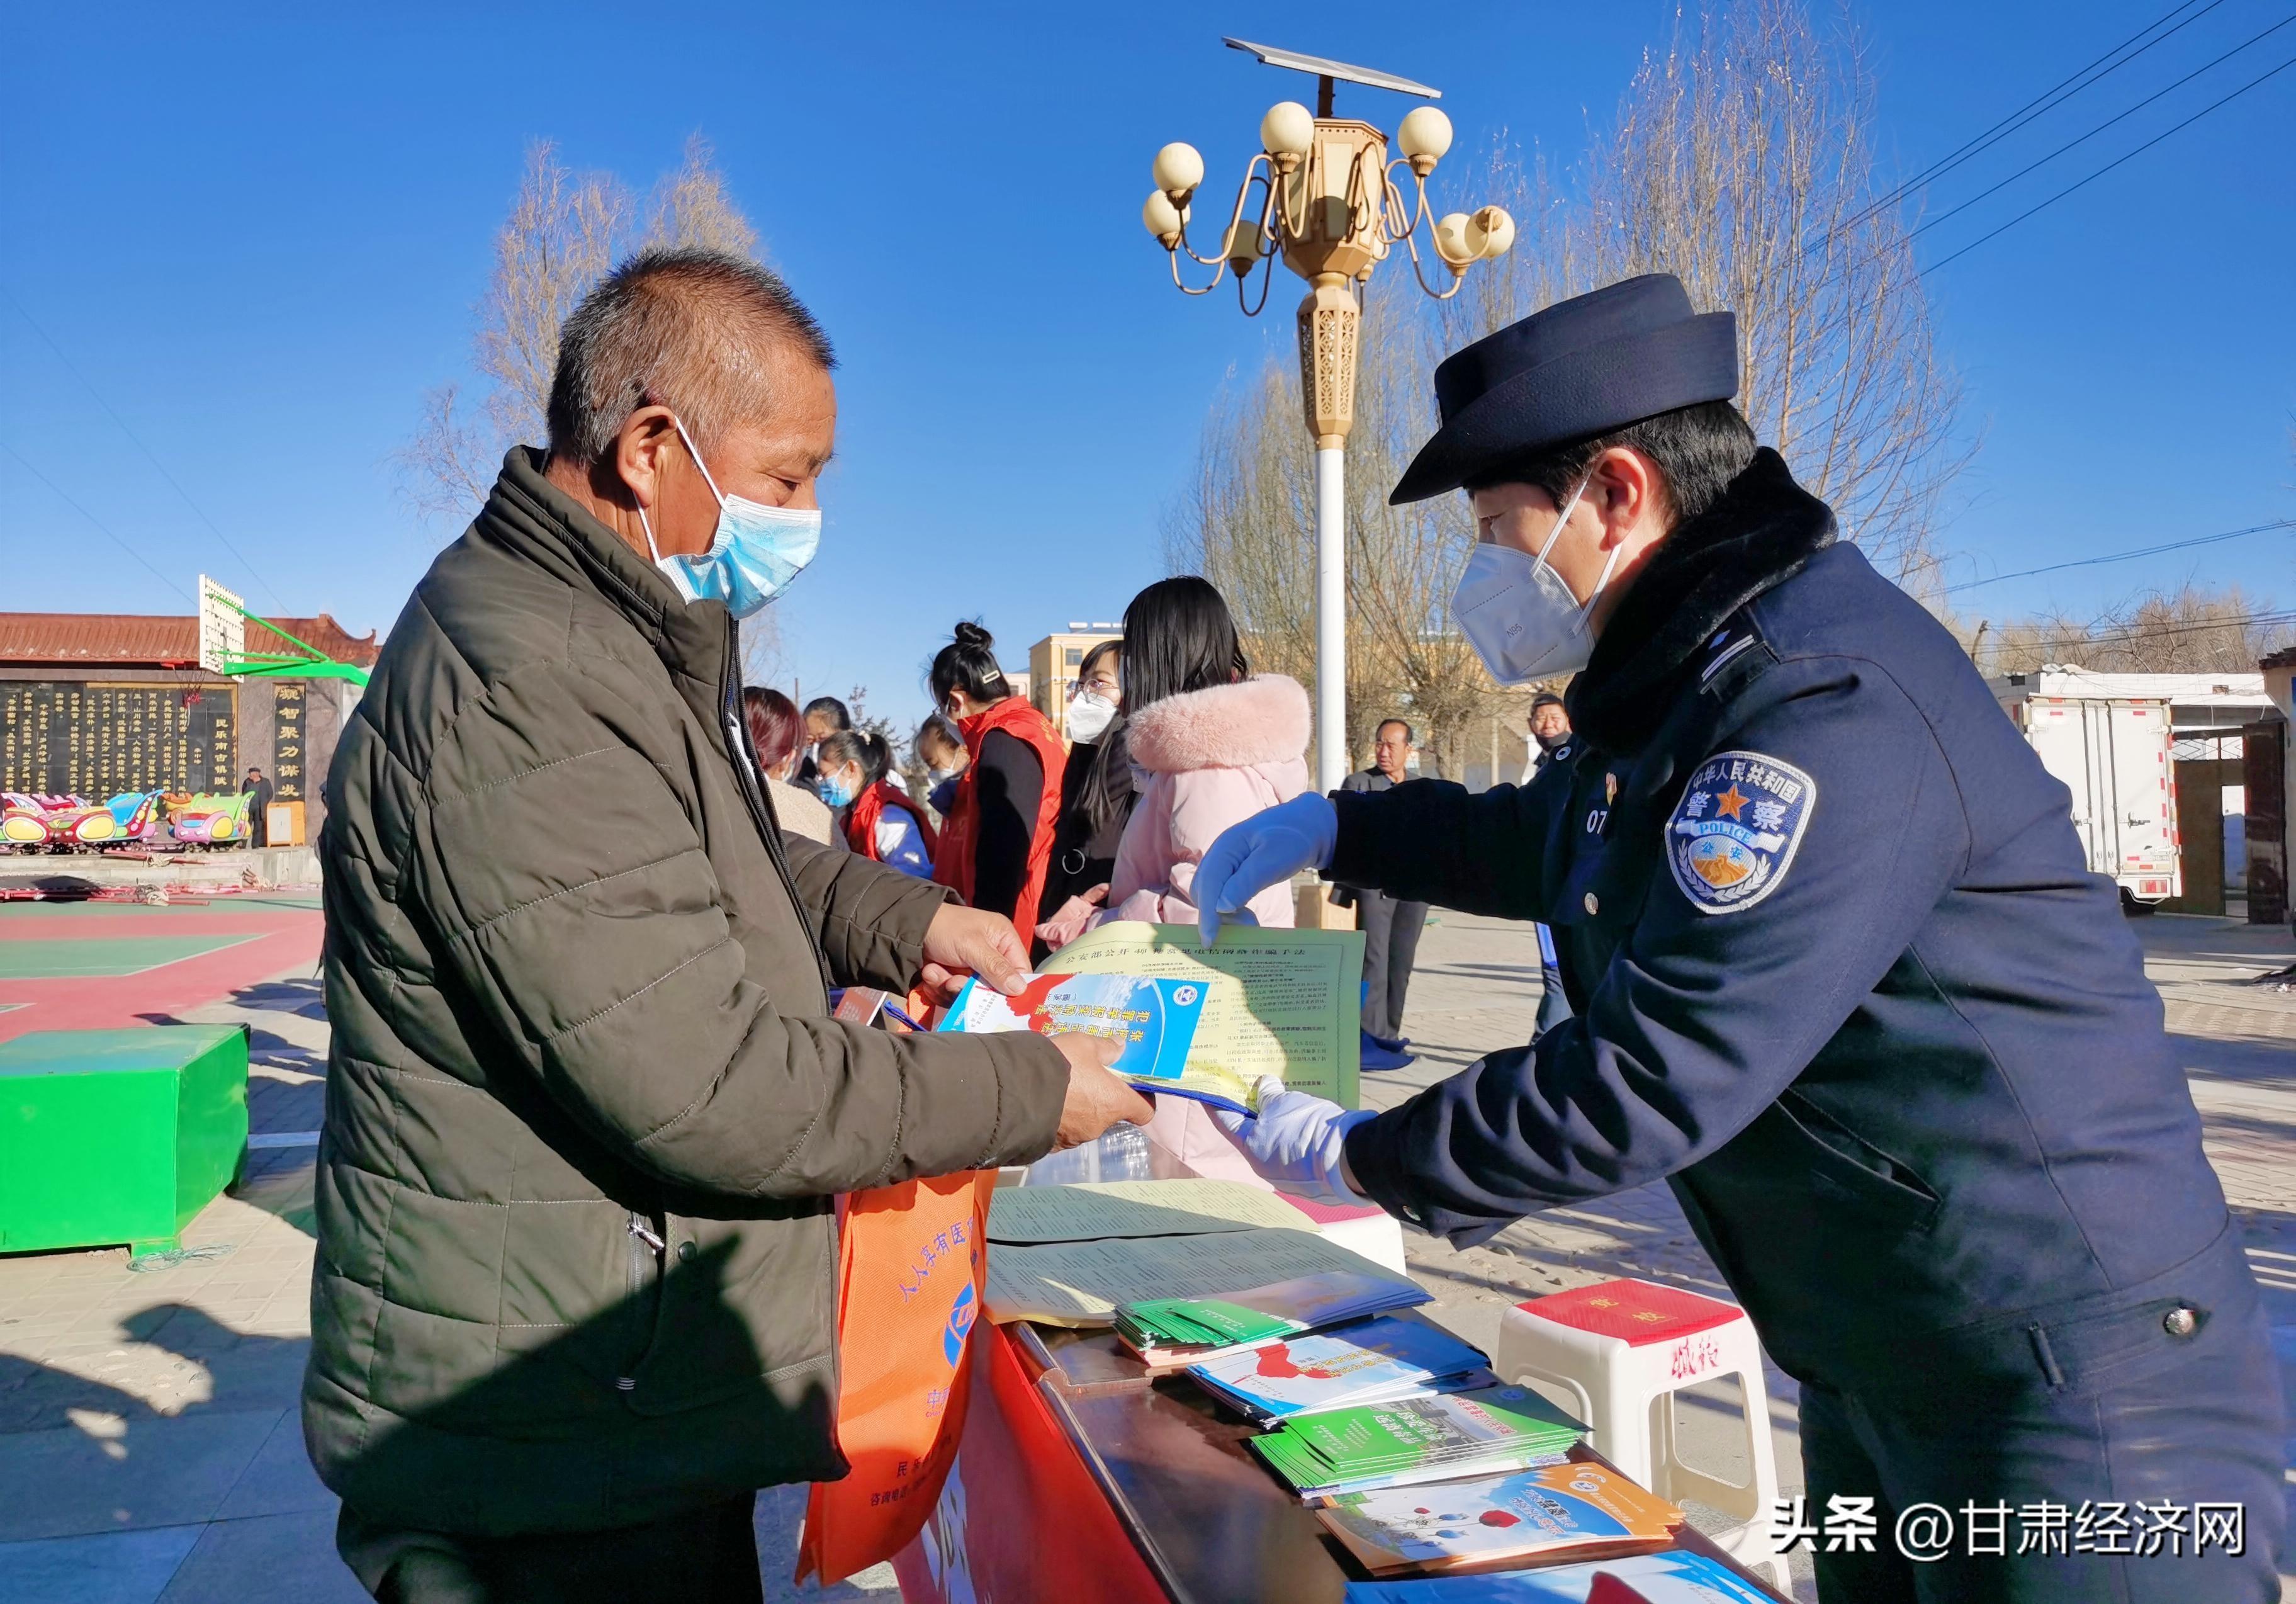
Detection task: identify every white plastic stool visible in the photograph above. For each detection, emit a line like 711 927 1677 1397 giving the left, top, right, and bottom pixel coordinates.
1496 1277 1788 1591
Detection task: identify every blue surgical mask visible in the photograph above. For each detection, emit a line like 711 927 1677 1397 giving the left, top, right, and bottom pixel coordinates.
638 417 821 619
819 770 860 808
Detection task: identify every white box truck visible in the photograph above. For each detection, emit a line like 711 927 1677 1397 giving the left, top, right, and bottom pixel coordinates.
1990 669 2179 908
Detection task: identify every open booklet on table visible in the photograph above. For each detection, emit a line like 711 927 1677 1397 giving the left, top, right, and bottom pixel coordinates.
1032 920 1366 1112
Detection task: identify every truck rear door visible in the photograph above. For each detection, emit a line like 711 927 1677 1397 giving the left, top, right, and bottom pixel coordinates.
2112 700 2179 900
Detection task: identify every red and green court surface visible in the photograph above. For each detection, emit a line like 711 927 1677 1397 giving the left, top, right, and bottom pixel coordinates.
0 893 323 1042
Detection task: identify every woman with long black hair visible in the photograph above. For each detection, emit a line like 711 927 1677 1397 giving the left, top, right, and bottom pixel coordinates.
928 621 1066 934
1087 576 1310 1182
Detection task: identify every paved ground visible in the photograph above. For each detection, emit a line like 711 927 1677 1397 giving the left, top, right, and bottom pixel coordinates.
0 900 2288 1601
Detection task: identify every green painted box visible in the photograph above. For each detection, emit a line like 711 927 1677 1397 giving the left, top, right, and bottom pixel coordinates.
0 1026 250 1259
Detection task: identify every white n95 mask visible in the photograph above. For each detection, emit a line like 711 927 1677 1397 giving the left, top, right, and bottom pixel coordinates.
1066 691 1118 743
1451 476 1617 684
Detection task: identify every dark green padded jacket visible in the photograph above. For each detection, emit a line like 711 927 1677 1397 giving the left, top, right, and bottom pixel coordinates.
304 448 1068 1533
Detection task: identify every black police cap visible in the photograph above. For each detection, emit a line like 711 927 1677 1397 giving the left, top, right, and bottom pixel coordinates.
1390 273 1738 505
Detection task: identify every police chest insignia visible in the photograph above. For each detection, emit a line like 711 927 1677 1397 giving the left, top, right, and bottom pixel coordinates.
1666 750 1816 915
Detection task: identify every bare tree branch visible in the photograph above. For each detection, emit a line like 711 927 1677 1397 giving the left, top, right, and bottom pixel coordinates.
398 137 767 533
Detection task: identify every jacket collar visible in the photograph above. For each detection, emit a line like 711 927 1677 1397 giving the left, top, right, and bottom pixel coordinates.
474 447 732 701
1123 674 1312 774
1567 448 1834 755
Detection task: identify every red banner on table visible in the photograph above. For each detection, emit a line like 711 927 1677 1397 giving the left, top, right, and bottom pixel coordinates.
894 1324 1166 1604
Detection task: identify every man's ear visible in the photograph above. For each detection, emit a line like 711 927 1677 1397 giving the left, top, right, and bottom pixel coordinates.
1589 446 1657 549
605 405 681 512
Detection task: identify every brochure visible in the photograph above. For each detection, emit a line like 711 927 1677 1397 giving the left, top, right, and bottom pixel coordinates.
1114 1268 1433 1361
938 972 1207 1090
1188 1316 1491 1423
1044 922 1366 1109
982 1226 1419 1327
986 1179 1309 1244
1252 1384 1589 1500
1341 1548 1775 1602
1317 1462 1681 1576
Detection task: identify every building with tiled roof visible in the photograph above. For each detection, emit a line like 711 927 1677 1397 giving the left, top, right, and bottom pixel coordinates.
0 611 380 672
0 609 380 839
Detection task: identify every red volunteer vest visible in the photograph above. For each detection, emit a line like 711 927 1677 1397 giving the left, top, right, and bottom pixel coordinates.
933 698 1065 937
845 777 940 864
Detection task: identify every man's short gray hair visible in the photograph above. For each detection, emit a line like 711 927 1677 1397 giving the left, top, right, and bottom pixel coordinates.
546 247 835 468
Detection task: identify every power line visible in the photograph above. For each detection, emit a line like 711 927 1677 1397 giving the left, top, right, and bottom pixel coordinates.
1946 519 2296 594
0 439 198 604
1825 0 2227 244
0 283 288 611
1913 9 2296 244
1925 48 2296 272
2001 606 2296 653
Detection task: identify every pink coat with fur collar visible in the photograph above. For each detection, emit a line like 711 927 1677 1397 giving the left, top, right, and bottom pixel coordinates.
1100 674 1312 929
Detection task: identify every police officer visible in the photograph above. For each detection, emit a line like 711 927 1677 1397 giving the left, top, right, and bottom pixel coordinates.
1196 274 2285 1603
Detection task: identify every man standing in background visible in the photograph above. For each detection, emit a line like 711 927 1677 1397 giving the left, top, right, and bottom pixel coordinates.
243 765 274 847
1341 718 1427 1071
1524 692 1573 1038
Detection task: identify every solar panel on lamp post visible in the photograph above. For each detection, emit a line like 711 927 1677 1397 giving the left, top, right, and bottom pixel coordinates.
1142 38 1516 793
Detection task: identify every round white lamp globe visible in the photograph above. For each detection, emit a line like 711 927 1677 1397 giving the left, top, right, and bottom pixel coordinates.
1142 191 1185 242
1152 143 1204 200
1396 107 1453 163
1260 101 1315 159
1470 205 1517 259
1433 211 1473 267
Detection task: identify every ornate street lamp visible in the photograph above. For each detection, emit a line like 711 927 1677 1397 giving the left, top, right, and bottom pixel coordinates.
1143 38 1516 790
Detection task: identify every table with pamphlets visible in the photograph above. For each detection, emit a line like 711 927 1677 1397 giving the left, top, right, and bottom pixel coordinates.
887 1189 1792 1604
885 932 1791 1603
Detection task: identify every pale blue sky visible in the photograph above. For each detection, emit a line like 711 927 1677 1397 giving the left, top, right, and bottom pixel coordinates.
4 1 2291 733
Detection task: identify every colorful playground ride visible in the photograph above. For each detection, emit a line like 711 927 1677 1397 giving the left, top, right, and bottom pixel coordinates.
1 793 59 847
162 791 254 847
0 789 252 851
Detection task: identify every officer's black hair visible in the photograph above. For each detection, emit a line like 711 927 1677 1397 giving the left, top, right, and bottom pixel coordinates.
1466 399 1757 528
802 696 852 731
930 621 1014 708
1376 718 1414 744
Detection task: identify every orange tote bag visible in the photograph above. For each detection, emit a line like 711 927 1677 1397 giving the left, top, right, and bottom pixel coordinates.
795 1167 996 1586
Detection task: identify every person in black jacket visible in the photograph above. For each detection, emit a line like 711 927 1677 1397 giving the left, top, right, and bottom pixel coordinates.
928 623 1065 937
242 766 274 847
1524 692 1574 1040
1192 274 2284 1603
1033 637 1134 959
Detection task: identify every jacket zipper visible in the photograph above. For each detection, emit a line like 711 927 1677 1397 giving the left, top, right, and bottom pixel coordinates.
619 1211 665 1396
719 616 833 1000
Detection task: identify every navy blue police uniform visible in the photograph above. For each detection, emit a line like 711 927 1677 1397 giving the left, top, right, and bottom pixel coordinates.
1330 278 2287 1603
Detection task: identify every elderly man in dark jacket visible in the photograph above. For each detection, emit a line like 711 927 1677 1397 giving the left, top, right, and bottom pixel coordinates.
310 248 1149 1602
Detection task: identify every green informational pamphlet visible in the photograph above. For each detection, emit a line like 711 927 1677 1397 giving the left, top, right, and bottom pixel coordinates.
1044 922 1365 1109
1251 1383 1587 1496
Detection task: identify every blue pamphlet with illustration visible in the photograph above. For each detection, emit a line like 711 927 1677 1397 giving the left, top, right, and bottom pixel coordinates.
938 972 1209 1092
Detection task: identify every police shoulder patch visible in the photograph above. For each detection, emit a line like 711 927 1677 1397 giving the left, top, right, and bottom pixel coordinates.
1665 749 1817 915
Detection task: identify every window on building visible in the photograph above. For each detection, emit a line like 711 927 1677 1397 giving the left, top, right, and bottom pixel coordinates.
1065 648 1082 667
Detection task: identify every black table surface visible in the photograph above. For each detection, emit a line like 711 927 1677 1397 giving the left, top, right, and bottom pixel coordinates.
1008 1321 1794 1604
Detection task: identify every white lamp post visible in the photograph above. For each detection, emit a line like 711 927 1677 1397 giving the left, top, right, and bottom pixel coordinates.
1142 38 1515 790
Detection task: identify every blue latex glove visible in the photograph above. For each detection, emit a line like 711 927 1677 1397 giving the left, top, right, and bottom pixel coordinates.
1210 1076 1376 1207
1191 792 1339 946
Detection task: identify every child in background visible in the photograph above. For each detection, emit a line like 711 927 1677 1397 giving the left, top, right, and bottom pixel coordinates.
816 729 937 878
